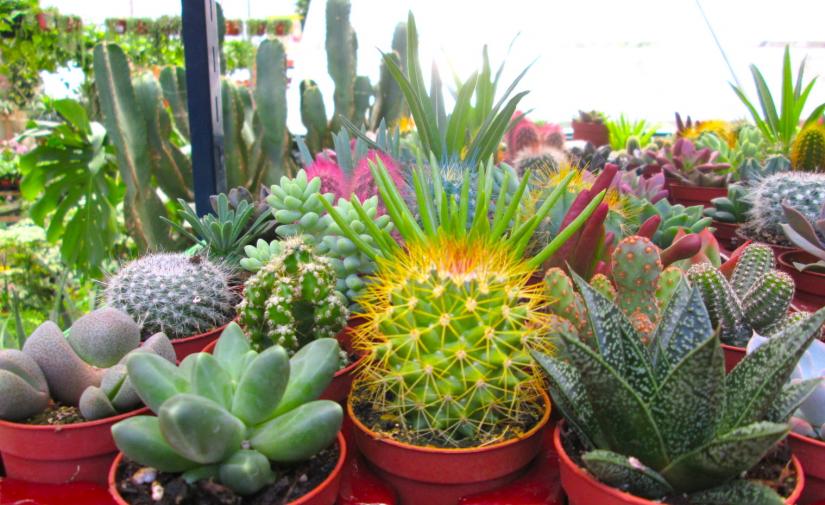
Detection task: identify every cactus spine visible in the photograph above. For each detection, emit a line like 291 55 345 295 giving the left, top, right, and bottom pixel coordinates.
238 237 348 353
792 123 825 172
742 172 825 244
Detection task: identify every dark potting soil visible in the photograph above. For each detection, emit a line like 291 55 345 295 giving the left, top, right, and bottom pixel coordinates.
351 390 544 449
115 444 339 505
560 425 798 504
24 401 84 425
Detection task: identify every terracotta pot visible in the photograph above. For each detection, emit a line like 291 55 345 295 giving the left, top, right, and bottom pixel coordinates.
202 321 363 404
779 250 825 312
790 432 825 505
712 220 740 252
348 389 552 505
571 121 609 147
170 320 232 361
722 343 745 372
109 431 347 505
555 423 805 505
0 407 148 485
665 181 727 208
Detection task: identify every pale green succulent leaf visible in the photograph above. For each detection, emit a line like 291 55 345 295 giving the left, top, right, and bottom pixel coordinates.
159 394 245 465
218 449 275 496
231 345 290 425
250 400 342 463
721 308 825 432
213 322 252 381
650 332 724 457
126 352 190 413
582 449 673 499
181 465 220 484
112 415 199 472
274 338 340 417
190 353 234 411
661 421 789 493
687 479 784 505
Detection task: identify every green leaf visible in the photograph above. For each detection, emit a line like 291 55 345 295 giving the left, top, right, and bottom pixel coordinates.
250 400 342 463
721 307 825 432
190 353 234 411
765 378 822 423
231 346 290 425
213 322 252 381
582 449 673 499
688 479 784 505
126 352 190 413
650 283 713 378
112 416 199 473
274 338 340 417
661 421 789 493
218 449 275 496
562 332 669 469
160 394 245 465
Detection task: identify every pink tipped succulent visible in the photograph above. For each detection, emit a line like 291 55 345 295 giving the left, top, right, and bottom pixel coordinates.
305 154 348 199
651 138 731 187
612 165 668 204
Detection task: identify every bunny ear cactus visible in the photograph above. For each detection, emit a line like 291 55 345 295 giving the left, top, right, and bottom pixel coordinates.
2 308 176 422
687 244 795 346
238 237 349 353
533 276 825 504
112 324 343 496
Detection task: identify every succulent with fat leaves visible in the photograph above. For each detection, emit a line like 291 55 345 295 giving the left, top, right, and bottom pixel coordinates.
741 172 825 245
533 275 825 505
105 254 238 340
111 323 343 496
652 137 732 187
687 244 795 346
266 169 333 242
238 237 348 353
164 194 275 268
639 199 712 249
704 184 751 223
0 308 175 421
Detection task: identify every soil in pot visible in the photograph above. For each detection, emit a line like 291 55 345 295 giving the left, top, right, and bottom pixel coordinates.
24 401 85 426
559 424 800 505
114 445 340 505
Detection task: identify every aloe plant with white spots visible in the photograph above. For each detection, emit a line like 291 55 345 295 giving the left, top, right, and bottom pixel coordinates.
533 273 825 505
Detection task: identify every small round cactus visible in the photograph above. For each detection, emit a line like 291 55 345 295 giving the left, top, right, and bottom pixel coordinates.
238 237 348 353
791 123 825 173
105 253 238 340
742 172 825 244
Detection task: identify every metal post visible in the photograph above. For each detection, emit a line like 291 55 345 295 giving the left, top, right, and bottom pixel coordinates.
181 0 226 216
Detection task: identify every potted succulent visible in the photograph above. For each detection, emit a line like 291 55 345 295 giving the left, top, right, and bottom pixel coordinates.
572 110 610 147
780 201 825 311
650 138 731 208
272 18 293 36
704 184 751 251
0 308 175 484
749 334 825 504
108 323 345 504
738 172 825 257
247 19 268 36
688 243 797 371
104 253 240 360
225 18 242 36
533 275 825 505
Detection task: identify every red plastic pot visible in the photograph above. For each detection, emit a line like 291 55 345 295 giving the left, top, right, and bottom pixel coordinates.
555 423 805 505
665 181 727 208
712 221 740 252
722 343 745 372
0 407 148 485
348 390 552 505
170 320 232 361
779 250 825 312
109 431 347 505
571 121 609 147
790 432 825 505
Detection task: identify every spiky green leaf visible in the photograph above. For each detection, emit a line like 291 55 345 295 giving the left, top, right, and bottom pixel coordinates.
582 449 673 499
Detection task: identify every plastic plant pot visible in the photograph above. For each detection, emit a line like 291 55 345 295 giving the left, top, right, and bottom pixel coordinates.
789 432 825 505
722 343 746 372
571 121 609 147
170 320 233 361
778 250 825 312
665 181 727 209
711 220 740 252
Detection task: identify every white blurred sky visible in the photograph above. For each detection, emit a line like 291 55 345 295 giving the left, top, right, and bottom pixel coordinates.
44 0 825 130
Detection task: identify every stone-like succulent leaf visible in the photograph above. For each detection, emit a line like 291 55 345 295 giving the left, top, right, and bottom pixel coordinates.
190 353 234 410
582 449 674 499
218 450 275 496
159 394 245 465
67 307 141 368
250 400 342 463
112 415 199 472
0 350 50 421
212 322 251 381
127 352 190 413
231 346 290 425
274 338 340 417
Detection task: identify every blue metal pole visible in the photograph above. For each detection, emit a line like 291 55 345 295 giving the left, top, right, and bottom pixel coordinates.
181 0 226 216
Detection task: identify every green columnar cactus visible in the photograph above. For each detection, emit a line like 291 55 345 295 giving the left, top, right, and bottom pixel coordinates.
266 169 333 241
238 237 348 352
158 66 189 140
791 123 825 172
533 276 825 504
112 324 343 496
105 254 238 340
1 308 175 421
326 0 358 130
353 236 552 446
687 244 796 345
742 172 825 245
300 80 328 154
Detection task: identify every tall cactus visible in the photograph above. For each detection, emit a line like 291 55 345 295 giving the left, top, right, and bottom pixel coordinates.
369 22 407 130
326 0 358 131
300 80 328 154
159 66 189 140
93 43 177 252
254 38 289 185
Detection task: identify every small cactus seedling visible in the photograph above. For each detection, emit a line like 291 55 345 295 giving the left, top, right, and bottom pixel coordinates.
112 323 343 496
0 308 175 421
238 237 348 353
687 244 795 346
105 253 238 340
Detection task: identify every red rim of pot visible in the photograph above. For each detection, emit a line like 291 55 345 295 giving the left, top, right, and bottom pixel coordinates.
0 406 149 485
170 318 236 360
721 343 745 373
665 181 727 208
778 250 825 297
108 431 347 505
571 121 609 146
554 422 805 505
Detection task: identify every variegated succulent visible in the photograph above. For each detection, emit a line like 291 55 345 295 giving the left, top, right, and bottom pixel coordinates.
533 275 825 505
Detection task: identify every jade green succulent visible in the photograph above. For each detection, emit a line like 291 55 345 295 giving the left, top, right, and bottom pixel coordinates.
0 308 175 421
112 323 343 496
266 169 333 241
687 244 795 346
533 275 825 505
238 237 348 353
704 184 751 224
